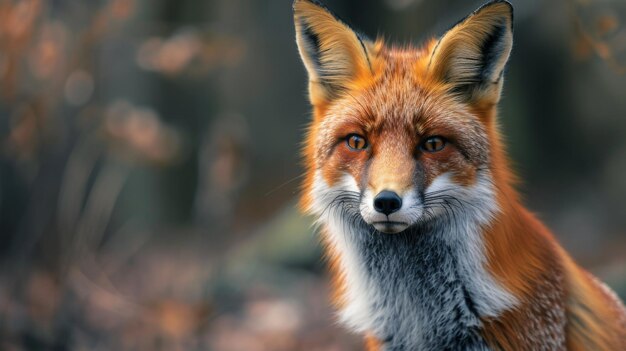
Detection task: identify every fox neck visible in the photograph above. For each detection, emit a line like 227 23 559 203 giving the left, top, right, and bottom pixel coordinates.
315 168 553 349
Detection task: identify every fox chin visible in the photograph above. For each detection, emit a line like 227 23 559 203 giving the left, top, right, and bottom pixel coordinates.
293 0 626 350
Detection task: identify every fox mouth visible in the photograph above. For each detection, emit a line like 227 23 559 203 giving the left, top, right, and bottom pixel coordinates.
373 221 408 226
372 221 409 234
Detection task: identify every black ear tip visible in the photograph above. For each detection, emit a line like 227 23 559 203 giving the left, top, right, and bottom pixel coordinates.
482 0 514 17
498 0 514 18
484 0 513 8
475 0 514 31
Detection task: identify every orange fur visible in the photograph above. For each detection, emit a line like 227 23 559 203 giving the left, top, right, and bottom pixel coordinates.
365 334 382 351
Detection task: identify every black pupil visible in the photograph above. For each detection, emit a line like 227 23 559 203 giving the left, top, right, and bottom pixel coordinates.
425 137 442 151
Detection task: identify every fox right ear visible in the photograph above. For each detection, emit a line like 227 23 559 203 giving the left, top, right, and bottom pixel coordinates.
428 1 513 106
293 0 376 106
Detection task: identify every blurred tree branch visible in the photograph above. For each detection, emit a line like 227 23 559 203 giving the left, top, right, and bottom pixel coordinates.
569 0 626 74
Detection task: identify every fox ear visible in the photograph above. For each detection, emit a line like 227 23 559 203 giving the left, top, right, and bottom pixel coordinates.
428 1 513 105
294 0 375 106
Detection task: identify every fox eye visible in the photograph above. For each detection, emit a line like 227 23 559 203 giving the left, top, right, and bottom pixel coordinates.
346 134 368 150
421 136 446 153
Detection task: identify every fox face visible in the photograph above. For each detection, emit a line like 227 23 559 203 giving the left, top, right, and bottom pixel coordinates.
308 65 495 234
295 0 513 234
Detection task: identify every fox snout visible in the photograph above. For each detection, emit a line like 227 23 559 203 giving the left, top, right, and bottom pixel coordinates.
360 185 422 234
373 190 402 215
369 190 412 233
358 140 423 233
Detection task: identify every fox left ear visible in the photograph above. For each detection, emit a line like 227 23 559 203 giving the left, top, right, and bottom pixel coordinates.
428 1 513 105
293 0 376 107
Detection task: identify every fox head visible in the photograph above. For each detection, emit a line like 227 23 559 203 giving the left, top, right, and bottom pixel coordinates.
294 0 514 234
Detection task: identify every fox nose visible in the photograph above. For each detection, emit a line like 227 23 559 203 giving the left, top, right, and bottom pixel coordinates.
373 190 402 216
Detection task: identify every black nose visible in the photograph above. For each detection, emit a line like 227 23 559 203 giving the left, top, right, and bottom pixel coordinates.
373 190 402 216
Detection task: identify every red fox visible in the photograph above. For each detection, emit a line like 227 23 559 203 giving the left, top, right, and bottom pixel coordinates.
293 0 626 349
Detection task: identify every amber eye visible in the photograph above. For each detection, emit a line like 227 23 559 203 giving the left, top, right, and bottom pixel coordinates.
346 134 368 150
421 136 446 153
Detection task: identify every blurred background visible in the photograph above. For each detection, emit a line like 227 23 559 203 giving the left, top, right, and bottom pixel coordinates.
0 0 625 350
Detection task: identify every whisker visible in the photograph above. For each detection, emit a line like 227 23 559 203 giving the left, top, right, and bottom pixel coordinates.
264 173 307 196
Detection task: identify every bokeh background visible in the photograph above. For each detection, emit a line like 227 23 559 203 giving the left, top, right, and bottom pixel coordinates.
0 0 625 350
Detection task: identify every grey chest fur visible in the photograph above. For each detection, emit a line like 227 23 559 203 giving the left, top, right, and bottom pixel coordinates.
347 222 491 351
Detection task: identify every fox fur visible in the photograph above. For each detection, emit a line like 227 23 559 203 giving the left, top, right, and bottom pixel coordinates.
293 0 626 350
